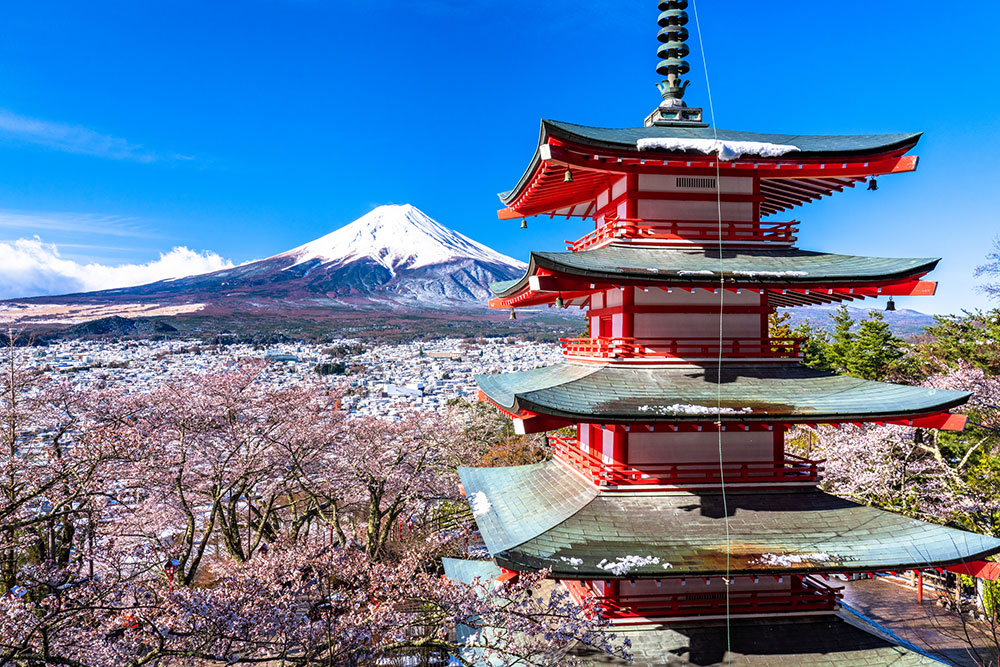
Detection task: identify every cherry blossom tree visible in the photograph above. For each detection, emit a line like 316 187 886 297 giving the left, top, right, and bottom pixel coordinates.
95 362 345 585
0 537 627 666
0 357 629 666
0 333 119 598
976 236 1000 300
809 364 1000 532
287 409 480 560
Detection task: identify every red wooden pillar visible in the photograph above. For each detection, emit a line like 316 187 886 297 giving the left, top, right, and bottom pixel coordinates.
773 425 785 462
752 175 761 223
760 289 771 339
621 287 635 339
626 173 639 220
917 570 924 604
612 429 628 467
606 579 620 604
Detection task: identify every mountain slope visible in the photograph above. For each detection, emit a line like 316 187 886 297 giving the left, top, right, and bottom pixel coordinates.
279 204 520 273
4 205 527 315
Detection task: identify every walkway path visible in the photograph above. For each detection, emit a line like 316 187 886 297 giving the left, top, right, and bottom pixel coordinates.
843 577 999 666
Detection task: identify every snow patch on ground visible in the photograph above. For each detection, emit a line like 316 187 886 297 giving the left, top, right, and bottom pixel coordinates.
469 491 491 517
597 555 660 575
637 138 799 161
638 404 753 415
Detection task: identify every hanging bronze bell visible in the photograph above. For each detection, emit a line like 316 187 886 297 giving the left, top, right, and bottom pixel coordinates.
885 297 896 312
867 178 878 191
520 219 528 229
564 168 574 183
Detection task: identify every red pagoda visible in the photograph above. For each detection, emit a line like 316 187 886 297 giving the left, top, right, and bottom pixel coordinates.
445 3 1000 663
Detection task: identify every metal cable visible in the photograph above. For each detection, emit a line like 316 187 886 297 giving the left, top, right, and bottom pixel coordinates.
690 1 732 661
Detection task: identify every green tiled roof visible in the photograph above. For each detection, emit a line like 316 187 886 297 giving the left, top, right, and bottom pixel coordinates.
500 119 921 203
442 558 501 585
545 120 921 156
459 461 1000 578
568 615 941 666
489 246 939 297
475 363 969 424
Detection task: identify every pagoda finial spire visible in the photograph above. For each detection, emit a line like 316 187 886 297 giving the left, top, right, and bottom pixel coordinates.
655 0 690 104
644 0 705 127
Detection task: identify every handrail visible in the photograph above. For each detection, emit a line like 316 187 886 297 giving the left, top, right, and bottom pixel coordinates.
560 336 804 362
550 436 823 488
568 217 799 252
594 582 841 619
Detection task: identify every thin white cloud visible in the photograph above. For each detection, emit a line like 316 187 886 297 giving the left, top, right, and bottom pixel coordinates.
0 237 233 299
0 209 158 238
0 109 184 163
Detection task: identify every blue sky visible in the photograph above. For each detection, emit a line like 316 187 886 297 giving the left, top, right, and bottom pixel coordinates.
0 0 997 314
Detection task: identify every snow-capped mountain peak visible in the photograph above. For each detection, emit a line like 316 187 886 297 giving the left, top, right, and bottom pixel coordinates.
5 204 530 314
279 204 525 274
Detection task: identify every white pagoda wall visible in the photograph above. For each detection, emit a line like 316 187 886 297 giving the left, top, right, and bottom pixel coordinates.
578 425 777 465
589 287 764 341
594 174 758 223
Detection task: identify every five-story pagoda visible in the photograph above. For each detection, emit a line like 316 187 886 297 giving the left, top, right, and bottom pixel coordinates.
445 3 1000 663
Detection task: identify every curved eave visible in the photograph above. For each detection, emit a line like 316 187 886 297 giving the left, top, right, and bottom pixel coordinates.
474 363 970 426
543 120 922 161
499 119 922 209
460 460 1000 579
489 247 940 300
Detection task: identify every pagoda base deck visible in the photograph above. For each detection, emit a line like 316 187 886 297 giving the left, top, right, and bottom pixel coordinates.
442 559 938 665
566 614 940 666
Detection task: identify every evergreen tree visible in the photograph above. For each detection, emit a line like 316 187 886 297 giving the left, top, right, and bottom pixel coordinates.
826 305 856 374
768 311 795 339
848 311 906 380
793 321 831 370
915 309 1000 375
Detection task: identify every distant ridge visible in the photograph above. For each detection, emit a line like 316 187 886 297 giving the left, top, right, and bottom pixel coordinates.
782 304 936 338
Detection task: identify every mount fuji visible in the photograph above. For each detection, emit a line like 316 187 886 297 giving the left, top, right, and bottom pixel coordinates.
1 205 528 321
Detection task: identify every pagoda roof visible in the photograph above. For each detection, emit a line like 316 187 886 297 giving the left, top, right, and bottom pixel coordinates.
460 460 1000 579
544 119 920 158
567 615 939 666
489 246 938 308
499 120 922 217
476 362 968 427
442 557 501 585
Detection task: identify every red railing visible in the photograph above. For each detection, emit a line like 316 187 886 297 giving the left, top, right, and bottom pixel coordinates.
550 436 823 488
597 580 842 620
560 336 804 362
567 217 798 252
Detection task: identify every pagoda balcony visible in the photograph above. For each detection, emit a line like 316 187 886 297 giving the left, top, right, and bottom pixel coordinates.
566 217 798 252
550 436 823 489
565 577 842 623
560 336 804 364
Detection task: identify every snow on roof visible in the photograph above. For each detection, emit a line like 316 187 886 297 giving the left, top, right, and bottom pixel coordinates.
637 137 799 161
469 491 492 517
